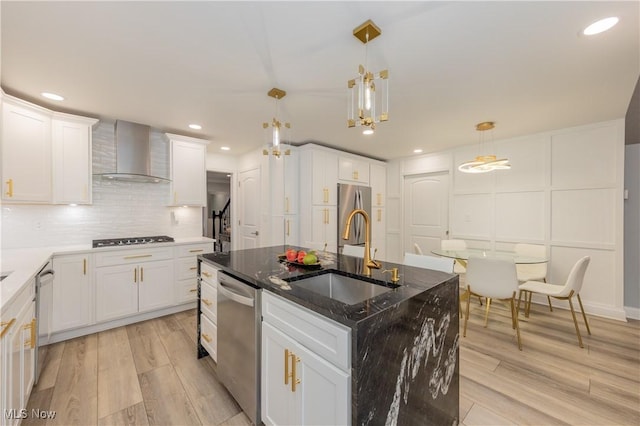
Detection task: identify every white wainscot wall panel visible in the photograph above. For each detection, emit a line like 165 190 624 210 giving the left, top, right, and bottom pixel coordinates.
495 135 548 191
386 234 402 264
494 191 545 241
386 197 401 234
451 194 492 239
551 123 618 188
551 189 615 247
549 246 623 320
386 161 401 197
453 146 493 193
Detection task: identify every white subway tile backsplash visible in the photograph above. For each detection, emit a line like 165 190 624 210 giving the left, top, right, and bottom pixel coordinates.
1 122 201 249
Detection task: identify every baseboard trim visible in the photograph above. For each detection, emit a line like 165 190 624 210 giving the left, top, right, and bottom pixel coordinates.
526 294 627 322
40 302 197 345
624 306 640 320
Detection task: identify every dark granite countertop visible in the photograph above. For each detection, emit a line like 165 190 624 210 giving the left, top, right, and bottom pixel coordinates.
199 245 457 328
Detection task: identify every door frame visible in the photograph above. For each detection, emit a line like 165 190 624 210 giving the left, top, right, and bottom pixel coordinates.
206 167 235 250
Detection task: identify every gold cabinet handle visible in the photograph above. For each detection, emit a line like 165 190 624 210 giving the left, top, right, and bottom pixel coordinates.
323 188 328 204
286 220 290 236
202 271 212 278
377 209 382 222
284 348 290 385
202 298 213 307
140 267 144 282
124 254 152 260
83 258 87 275
189 288 197 293
291 352 301 392
202 333 212 343
285 197 290 213
189 249 204 253
1 318 16 338
5 179 13 197
189 267 197 271
21 319 36 349
134 268 137 283
377 193 382 206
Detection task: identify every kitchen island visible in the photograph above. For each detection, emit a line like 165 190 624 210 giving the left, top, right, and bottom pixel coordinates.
198 246 459 426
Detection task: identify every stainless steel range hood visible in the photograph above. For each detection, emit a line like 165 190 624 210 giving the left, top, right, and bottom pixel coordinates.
95 120 170 183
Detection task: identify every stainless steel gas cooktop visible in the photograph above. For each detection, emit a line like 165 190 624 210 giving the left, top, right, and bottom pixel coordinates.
92 235 175 248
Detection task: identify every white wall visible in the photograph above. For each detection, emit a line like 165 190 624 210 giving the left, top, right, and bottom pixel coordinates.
388 119 627 321
624 144 640 318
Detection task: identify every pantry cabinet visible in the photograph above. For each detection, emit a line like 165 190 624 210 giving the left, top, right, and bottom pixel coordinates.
51 254 92 333
1 97 52 203
261 292 350 426
167 134 209 206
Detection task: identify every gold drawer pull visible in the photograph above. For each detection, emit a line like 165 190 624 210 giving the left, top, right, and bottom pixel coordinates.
202 333 212 343
134 268 137 283
140 267 144 282
286 220 290 236
83 258 87 275
190 267 197 270
189 249 204 253
5 179 14 197
202 271 212 278
1 318 16 338
291 352 301 392
124 254 152 260
285 197 290 213
189 288 197 293
323 188 329 203
21 319 36 348
202 298 213 307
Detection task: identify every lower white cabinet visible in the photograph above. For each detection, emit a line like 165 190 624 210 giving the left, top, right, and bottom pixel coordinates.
199 262 218 362
51 254 91 332
1 279 36 426
261 292 350 426
175 243 213 304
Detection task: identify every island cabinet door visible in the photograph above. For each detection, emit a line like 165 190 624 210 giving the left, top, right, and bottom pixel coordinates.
262 322 350 426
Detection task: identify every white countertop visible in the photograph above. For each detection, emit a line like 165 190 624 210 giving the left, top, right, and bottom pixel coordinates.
0 237 215 311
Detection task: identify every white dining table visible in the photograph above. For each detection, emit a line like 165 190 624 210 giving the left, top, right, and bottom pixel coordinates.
431 248 548 268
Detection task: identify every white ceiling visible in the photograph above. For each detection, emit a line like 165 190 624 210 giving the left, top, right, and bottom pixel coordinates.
1 1 638 160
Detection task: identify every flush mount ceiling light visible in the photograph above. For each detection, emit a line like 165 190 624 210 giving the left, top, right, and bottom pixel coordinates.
458 121 511 174
188 124 202 130
263 88 291 158
41 92 64 101
583 17 619 35
348 20 389 136
220 146 230 151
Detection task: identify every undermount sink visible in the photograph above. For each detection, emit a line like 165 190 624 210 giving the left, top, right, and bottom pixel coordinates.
288 272 398 305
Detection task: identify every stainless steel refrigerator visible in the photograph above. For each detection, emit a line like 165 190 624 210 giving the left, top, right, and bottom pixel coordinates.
337 183 372 253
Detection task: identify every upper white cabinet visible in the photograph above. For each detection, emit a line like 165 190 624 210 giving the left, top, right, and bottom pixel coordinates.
1 94 97 205
167 133 209 206
338 156 369 184
2 97 52 203
52 115 98 204
370 163 386 207
305 148 338 206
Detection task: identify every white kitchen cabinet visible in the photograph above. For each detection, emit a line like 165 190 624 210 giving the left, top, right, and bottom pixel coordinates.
175 243 213 304
283 148 299 215
1 279 36 426
308 149 338 206
52 116 98 204
95 247 174 322
284 216 298 246
369 163 386 207
168 134 209 206
371 206 386 261
309 206 337 253
52 254 92 332
1 97 52 203
199 262 219 362
338 156 370 184
262 292 350 426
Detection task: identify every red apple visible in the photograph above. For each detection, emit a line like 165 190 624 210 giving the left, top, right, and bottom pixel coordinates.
286 248 297 262
297 250 306 263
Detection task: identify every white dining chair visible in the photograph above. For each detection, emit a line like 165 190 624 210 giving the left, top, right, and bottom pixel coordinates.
464 256 522 350
514 243 551 311
518 256 591 348
342 244 376 259
413 243 423 255
403 253 454 273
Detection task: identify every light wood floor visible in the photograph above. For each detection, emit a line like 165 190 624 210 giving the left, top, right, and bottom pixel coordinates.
27 302 639 425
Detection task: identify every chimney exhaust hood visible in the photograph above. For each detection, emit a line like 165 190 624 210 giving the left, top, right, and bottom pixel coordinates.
95 120 170 183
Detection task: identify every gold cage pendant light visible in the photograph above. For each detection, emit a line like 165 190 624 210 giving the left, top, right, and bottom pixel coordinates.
263 88 291 158
347 20 389 135
458 121 511 173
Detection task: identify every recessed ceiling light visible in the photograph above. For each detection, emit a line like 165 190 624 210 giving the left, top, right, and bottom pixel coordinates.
583 17 619 36
220 146 230 151
41 92 64 101
226 174 231 177
188 124 202 130
413 149 423 154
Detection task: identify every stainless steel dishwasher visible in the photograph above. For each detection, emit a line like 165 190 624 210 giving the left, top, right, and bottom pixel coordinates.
217 271 261 425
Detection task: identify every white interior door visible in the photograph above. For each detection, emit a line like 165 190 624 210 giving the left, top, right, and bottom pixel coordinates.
238 168 261 249
403 172 449 256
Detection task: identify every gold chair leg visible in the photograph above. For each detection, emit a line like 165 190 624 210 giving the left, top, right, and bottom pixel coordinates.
525 291 532 318
511 294 522 351
577 293 591 335
567 297 584 348
483 298 492 328
463 290 472 337
547 295 553 312
478 296 483 306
